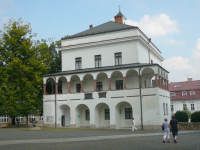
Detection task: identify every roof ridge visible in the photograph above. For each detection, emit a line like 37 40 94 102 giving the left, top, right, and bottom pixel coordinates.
170 80 200 84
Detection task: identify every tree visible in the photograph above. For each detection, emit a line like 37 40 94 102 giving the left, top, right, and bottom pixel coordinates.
0 18 48 126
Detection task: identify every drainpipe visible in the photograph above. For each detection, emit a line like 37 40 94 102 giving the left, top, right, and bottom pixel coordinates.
139 67 143 130
54 76 57 129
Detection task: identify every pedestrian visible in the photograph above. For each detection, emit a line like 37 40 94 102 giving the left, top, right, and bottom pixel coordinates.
132 118 137 131
16 118 20 127
162 118 170 143
170 116 179 143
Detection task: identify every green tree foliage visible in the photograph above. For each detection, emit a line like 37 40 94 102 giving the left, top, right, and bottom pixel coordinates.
0 18 49 126
175 111 189 122
183 110 192 119
191 111 200 122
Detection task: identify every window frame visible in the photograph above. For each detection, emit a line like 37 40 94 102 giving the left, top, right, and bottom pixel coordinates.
15 116 23 122
190 91 195 96
28 114 35 122
191 104 195 111
170 92 176 97
115 80 123 90
75 57 82 69
105 109 110 120
183 104 187 110
97 82 103 91
182 91 187 96
125 108 132 119
115 52 122 65
76 83 81 93
0 115 9 123
95 55 101 68
85 110 90 120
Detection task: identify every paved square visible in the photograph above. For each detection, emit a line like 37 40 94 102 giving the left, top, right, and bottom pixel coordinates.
0 128 200 150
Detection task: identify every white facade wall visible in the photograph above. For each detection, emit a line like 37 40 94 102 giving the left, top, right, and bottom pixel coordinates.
171 99 200 114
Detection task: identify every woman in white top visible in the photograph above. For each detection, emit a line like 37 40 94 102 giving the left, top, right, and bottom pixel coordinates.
162 118 170 143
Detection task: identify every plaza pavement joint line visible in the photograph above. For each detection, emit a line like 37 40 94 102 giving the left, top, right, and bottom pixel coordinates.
0 131 199 146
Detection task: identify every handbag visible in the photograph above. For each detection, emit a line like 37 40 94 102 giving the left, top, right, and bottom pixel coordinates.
162 125 164 130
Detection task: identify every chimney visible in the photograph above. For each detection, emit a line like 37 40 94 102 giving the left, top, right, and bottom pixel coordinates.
187 78 192 81
90 25 93 29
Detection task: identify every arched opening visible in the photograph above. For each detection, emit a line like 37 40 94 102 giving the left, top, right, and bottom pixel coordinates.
83 74 94 92
59 105 70 127
58 77 68 94
115 102 132 129
141 68 155 88
75 104 90 127
111 71 123 90
46 78 55 94
95 103 110 128
70 75 81 93
126 69 139 89
96 73 108 91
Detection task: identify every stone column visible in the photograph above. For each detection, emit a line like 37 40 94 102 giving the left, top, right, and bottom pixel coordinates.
51 85 54 94
81 81 83 93
56 83 58 94
159 76 161 88
94 79 97 92
155 74 158 87
123 77 126 89
108 78 111 90
68 82 71 94
43 84 46 95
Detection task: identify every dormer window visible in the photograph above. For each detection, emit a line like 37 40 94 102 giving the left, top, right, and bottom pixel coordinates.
182 91 187 96
190 91 195 95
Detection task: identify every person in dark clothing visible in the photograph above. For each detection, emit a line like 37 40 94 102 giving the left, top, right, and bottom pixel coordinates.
170 116 179 143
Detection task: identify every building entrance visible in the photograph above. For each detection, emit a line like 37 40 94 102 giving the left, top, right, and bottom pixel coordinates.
61 115 65 126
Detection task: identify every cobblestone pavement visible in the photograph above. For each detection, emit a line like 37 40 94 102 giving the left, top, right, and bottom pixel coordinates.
0 128 200 150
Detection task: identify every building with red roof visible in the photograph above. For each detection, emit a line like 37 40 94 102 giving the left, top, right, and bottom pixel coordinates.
169 78 200 114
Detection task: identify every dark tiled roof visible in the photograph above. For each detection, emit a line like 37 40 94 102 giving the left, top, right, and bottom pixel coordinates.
63 21 136 40
114 10 124 18
43 63 168 77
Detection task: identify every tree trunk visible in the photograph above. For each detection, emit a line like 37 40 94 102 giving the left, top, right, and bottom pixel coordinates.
26 115 28 127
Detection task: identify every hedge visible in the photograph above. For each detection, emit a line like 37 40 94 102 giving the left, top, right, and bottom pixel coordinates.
175 111 188 122
191 111 200 122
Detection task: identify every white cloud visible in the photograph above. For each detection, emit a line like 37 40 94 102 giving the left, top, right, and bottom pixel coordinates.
163 38 185 45
163 56 200 82
192 38 200 59
125 14 179 37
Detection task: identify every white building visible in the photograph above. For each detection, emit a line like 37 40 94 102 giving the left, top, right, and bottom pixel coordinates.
43 10 171 130
169 78 200 114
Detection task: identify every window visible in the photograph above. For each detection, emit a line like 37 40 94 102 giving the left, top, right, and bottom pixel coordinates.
151 59 153 64
177 85 180 88
86 110 90 120
125 108 132 119
190 91 195 95
163 103 166 115
182 91 187 96
28 114 35 122
0 115 9 123
174 85 177 88
15 116 23 122
115 52 122 65
191 104 195 111
97 82 103 91
85 93 92 99
183 104 187 110
166 104 168 115
76 83 81 92
171 105 174 112
116 80 123 90
75 57 82 69
170 92 175 97
95 55 101 67
40 116 43 121
197 83 200 86
105 109 110 120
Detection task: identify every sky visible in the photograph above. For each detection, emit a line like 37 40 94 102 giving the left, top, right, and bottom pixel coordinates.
0 0 200 83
